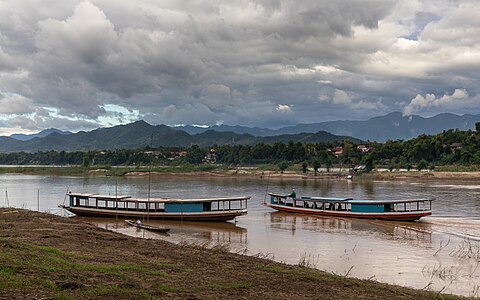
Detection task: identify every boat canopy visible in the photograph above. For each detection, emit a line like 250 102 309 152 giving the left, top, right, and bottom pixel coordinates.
344 199 431 204
67 192 130 200
300 196 353 202
129 196 251 203
268 193 432 205
68 192 250 203
266 192 432 221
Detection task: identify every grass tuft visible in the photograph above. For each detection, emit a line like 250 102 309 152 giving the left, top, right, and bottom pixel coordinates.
0 266 17 276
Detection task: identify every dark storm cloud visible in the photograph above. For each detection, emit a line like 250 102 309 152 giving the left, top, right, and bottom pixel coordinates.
1 0 480 134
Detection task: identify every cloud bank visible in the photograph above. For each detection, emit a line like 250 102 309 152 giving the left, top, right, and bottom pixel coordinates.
1 0 480 134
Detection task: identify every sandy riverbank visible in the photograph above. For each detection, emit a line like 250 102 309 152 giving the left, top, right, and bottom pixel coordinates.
0 208 464 299
2 164 480 181
362 171 480 181
124 169 480 181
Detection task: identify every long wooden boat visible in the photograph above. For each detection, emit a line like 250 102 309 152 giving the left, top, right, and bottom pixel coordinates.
266 192 432 221
124 219 170 233
60 192 249 222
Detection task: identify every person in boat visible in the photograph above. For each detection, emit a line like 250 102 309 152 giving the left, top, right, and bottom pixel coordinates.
290 189 296 198
135 220 142 226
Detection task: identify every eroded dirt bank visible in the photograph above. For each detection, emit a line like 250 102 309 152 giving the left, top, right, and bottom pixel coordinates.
0 209 462 299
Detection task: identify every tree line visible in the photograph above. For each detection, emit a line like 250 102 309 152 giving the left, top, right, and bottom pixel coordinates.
1 125 480 171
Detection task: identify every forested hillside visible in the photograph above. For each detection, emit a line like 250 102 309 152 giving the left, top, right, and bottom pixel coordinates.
1 125 479 170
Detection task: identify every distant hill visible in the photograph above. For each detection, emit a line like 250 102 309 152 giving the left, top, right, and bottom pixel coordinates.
0 136 23 149
10 128 71 141
259 131 360 144
0 121 360 152
277 112 480 141
3 112 479 152
179 124 274 136
178 112 480 141
8 121 193 151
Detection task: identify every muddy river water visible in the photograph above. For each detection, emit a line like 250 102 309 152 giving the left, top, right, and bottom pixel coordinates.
1 173 480 296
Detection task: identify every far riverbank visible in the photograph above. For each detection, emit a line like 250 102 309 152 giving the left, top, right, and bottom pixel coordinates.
2 164 480 181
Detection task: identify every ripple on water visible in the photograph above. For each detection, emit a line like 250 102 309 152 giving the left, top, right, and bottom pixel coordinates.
429 184 480 190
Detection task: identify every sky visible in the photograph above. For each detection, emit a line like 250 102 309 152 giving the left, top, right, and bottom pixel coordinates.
1 0 480 135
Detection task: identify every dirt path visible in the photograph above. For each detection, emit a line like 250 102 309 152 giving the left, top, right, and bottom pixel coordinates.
0 209 463 299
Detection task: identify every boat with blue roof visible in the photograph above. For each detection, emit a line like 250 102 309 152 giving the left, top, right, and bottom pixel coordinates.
266 192 432 221
61 192 249 222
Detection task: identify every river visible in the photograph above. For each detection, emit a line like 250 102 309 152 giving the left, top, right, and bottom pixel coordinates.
1 173 480 296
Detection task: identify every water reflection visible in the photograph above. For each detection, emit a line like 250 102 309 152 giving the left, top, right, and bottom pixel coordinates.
77 217 248 246
362 180 375 198
268 212 432 244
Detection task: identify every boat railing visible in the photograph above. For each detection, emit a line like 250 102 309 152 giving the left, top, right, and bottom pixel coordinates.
68 194 248 213
270 193 433 213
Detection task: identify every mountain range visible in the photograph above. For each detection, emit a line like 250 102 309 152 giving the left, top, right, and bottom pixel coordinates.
9 128 72 141
177 112 480 141
0 121 358 152
2 112 479 152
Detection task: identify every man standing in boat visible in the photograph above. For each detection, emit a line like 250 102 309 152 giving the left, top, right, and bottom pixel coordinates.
290 189 296 198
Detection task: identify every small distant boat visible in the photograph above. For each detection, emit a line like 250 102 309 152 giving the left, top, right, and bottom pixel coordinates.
266 192 432 221
346 174 353 180
125 219 170 233
60 192 249 222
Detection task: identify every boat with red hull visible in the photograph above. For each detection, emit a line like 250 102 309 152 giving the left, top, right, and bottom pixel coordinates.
61 192 249 222
266 193 432 221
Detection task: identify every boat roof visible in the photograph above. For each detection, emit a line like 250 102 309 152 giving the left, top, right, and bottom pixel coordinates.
269 193 292 198
129 196 251 203
68 192 250 203
268 193 431 204
68 193 130 200
338 198 430 204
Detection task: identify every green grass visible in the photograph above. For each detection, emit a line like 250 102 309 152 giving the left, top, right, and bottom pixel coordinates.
0 266 17 276
30 277 60 291
0 261 58 291
35 253 151 277
434 165 480 172
0 239 176 299
250 164 276 171
191 280 256 293
30 244 65 255
71 263 147 273
51 294 75 300
219 282 255 289
155 283 189 293
145 269 170 277
255 263 338 282
0 166 89 176
83 284 156 299
0 273 31 289
0 240 158 286
255 263 290 274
